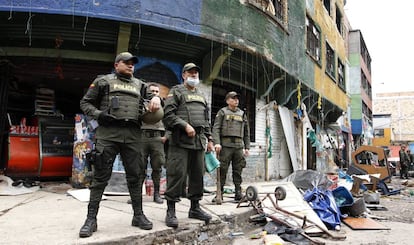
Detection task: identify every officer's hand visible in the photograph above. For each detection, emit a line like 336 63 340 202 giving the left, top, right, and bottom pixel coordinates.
161 136 168 144
98 109 117 124
244 149 250 157
148 96 161 112
214 144 222 154
207 141 214 152
185 124 196 137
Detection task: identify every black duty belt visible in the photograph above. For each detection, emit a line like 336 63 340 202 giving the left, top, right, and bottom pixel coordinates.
116 119 139 127
222 137 242 143
142 130 162 138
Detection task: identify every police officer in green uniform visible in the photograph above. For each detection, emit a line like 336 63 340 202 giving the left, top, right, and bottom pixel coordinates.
78 52 161 238
141 83 167 204
212 91 250 201
399 144 410 179
163 63 214 228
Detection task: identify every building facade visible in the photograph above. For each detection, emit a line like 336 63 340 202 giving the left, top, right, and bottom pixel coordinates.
348 30 373 148
372 114 393 147
0 0 350 181
374 92 414 145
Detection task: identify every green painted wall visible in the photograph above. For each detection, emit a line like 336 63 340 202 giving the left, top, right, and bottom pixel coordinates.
351 94 363 120
200 1 315 89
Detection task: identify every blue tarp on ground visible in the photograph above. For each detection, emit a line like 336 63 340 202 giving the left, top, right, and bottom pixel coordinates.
303 187 342 230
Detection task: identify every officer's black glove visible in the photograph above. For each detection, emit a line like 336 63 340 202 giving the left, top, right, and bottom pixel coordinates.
98 110 117 125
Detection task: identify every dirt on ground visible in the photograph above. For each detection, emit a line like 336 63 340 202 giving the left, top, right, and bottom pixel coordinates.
370 179 414 223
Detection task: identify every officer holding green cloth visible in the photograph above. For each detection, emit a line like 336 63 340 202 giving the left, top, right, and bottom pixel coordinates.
162 62 214 228
212 91 250 201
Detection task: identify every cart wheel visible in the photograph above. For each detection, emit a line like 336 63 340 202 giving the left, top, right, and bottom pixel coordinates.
245 186 258 201
274 186 286 200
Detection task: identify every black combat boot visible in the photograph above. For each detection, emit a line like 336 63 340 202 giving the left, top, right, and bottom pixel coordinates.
131 199 153 230
234 185 242 201
153 185 163 204
189 200 212 224
79 203 99 238
165 200 178 228
132 214 153 230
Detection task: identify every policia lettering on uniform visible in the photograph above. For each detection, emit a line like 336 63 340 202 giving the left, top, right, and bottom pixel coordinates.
78 52 161 238
172 91 210 146
163 62 214 228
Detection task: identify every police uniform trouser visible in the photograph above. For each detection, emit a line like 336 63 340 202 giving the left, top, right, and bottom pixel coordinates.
165 145 204 202
401 163 409 178
218 146 246 187
90 139 146 214
141 133 165 190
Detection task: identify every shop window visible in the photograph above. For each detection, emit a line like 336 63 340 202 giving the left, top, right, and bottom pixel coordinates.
306 16 321 63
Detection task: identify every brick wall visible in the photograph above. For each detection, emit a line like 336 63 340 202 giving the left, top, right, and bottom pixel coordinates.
374 92 414 142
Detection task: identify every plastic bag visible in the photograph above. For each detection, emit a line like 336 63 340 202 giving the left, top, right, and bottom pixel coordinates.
205 151 220 173
303 187 342 230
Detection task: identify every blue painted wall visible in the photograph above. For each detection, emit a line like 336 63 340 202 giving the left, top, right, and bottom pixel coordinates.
0 1 314 99
351 119 362 134
0 0 202 34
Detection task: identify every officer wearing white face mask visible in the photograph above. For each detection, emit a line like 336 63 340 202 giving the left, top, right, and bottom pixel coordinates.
162 62 215 228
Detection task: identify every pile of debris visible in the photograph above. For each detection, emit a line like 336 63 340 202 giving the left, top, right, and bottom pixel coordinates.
241 169 401 244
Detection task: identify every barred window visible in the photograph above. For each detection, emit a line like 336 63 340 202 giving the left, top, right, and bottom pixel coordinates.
374 129 384 137
338 59 345 91
326 42 335 78
335 5 343 36
272 0 284 22
324 0 331 15
247 0 286 25
306 16 321 62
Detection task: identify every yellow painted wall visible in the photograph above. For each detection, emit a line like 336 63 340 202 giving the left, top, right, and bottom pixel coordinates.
312 0 348 111
373 128 392 147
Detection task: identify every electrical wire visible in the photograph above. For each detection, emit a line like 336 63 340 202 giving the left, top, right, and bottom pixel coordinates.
24 0 33 46
8 0 13 20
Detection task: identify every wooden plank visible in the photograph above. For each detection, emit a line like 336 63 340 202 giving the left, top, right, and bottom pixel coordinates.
342 217 390 230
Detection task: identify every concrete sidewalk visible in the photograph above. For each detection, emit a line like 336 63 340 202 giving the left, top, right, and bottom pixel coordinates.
3 176 414 244
0 180 262 245
0 179 333 244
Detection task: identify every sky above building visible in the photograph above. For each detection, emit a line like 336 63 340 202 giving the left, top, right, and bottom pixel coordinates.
344 0 414 95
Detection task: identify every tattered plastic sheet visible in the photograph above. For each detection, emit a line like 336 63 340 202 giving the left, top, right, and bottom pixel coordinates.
284 170 334 192
0 175 40 196
304 187 343 230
